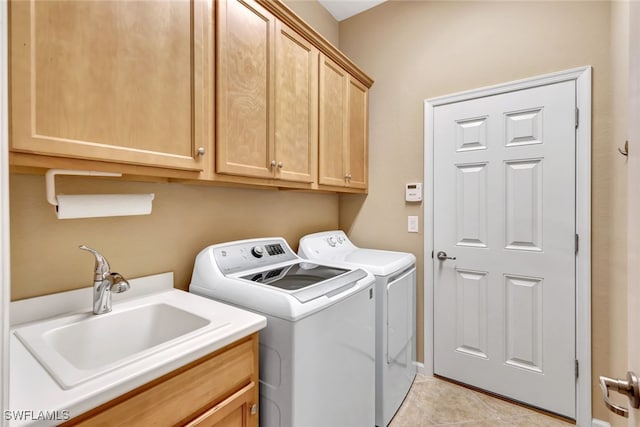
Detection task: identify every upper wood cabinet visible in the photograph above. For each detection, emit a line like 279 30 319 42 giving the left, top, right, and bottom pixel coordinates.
216 0 318 184
319 55 369 190
8 0 372 191
9 0 211 172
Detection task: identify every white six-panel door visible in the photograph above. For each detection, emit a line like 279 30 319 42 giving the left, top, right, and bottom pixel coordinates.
433 81 577 418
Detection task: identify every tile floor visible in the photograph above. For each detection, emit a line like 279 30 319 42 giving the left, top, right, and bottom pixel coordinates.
390 375 575 426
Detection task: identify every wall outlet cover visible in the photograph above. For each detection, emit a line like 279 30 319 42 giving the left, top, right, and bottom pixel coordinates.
408 216 419 233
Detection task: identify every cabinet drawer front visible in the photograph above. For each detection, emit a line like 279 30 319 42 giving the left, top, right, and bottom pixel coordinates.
65 336 258 426
185 382 256 427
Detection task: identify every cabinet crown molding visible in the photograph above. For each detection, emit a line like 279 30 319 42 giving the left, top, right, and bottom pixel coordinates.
255 0 374 88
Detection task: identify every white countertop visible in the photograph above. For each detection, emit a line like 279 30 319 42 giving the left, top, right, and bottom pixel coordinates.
8 273 266 427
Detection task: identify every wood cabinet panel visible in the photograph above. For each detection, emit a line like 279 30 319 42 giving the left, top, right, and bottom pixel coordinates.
318 55 348 187
63 334 259 427
216 0 275 179
319 54 368 190
274 22 318 183
216 3 318 185
347 78 368 189
10 0 210 171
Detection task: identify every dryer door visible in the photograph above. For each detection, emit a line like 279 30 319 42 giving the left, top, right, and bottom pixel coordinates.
387 267 416 363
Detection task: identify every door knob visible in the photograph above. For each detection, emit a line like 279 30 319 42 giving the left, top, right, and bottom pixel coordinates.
599 371 640 418
437 251 456 261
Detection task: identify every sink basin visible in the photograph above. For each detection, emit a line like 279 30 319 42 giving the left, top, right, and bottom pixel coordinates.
47 304 210 370
14 300 230 389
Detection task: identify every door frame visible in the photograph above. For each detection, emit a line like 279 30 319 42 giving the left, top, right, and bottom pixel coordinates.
423 67 592 425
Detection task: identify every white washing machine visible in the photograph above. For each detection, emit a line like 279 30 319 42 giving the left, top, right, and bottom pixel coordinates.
299 230 416 427
189 237 376 427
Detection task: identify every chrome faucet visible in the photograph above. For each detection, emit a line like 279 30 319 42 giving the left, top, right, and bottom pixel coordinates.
79 245 130 314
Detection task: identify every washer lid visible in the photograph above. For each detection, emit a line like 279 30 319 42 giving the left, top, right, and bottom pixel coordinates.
342 249 415 277
240 262 367 302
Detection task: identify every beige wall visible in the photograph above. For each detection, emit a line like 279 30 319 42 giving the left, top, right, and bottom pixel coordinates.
10 173 338 300
339 1 627 422
605 2 629 425
627 2 640 425
283 0 340 47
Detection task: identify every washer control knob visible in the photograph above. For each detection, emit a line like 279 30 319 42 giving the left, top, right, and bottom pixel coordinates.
337 236 344 244
251 246 264 258
327 237 337 247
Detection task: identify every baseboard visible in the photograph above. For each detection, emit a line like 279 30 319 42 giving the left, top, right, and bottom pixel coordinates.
592 419 611 427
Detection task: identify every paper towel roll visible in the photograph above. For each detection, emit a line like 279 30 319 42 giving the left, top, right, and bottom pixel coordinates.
55 194 155 219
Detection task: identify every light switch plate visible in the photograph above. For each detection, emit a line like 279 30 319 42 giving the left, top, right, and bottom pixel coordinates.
408 216 419 233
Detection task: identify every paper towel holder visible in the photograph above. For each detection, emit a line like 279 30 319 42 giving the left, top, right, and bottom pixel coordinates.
45 169 155 219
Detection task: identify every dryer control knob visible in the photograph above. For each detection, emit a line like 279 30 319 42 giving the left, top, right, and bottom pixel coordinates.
251 246 264 258
327 237 337 247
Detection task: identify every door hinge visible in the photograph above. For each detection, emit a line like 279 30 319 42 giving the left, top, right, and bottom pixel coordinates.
575 360 579 379
575 108 579 129
575 234 579 254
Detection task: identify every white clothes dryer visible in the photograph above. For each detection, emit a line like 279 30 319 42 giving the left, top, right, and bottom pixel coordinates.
190 237 376 427
299 230 416 427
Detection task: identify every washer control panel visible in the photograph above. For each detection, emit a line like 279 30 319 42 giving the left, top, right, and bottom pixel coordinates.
213 238 298 275
298 230 358 261
323 232 349 249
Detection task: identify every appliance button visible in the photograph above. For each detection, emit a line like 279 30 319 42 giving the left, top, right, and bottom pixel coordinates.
251 246 264 258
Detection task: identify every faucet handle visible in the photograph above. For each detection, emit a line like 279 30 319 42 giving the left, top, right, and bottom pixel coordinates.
79 245 111 277
108 272 131 293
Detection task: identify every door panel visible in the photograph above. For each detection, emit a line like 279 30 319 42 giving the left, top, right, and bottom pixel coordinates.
504 274 543 372
455 163 489 247
454 269 489 359
433 81 576 418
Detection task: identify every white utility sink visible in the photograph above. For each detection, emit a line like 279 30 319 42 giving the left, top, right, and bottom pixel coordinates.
14 293 232 389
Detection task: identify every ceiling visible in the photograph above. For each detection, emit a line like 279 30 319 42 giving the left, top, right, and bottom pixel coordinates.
318 0 387 21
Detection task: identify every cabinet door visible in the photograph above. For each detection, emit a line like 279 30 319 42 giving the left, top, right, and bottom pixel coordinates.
216 0 275 179
318 55 348 187
274 22 318 184
346 77 368 189
10 0 210 171
63 335 259 427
